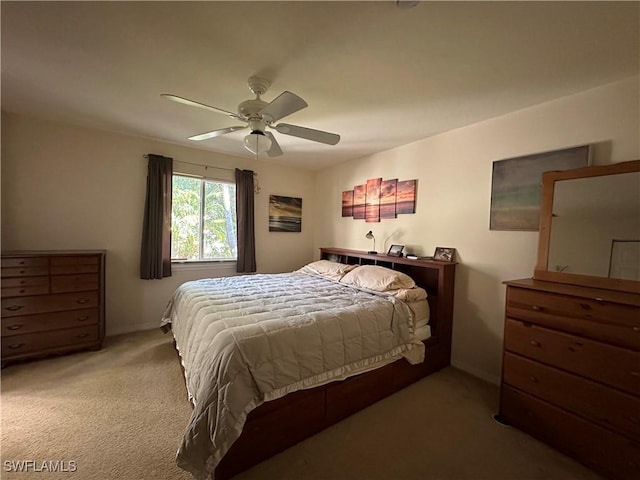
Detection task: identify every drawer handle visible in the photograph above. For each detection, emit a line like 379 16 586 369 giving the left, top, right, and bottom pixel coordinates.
18 260 25 265
6 324 23 330
5 305 24 312
76 299 89 305
531 305 543 312
529 376 538 383
633 327 640 333
8 343 25 350
76 333 90 339
529 340 541 347
631 371 640 378
77 316 89 322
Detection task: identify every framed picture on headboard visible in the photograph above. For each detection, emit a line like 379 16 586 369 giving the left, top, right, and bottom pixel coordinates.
434 247 456 262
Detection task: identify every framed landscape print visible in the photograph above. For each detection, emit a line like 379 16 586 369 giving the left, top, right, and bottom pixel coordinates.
341 177 417 221
490 145 591 231
269 195 302 232
380 179 398 219
396 179 416 214
365 177 382 223
341 190 354 217
353 184 366 220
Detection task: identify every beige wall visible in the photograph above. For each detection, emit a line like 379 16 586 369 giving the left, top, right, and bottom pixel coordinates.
1 113 317 335
314 77 640 383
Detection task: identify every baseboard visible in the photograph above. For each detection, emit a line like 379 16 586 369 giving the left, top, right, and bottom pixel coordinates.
451 360 501 385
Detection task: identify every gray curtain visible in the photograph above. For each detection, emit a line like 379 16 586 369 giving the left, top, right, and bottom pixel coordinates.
235 168 256 273
140 154 173 279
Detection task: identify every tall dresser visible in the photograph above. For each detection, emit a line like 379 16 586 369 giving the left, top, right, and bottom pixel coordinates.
1 250 106 365
497 160 640 479
499 278 640 479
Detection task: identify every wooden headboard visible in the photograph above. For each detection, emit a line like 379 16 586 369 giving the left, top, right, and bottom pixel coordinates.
319 248 456 350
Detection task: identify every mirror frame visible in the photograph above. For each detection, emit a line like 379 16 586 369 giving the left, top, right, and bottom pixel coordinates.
534 159 640 294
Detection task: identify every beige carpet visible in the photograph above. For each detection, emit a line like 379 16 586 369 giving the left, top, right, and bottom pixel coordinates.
1 329 602 480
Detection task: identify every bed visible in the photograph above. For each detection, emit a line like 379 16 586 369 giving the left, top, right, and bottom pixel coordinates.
162 248 456 480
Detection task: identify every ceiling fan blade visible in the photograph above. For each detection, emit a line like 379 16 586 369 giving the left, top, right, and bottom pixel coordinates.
260 91 307 123
274 123 340 145
264 132 283 157
188 126 246 141
161 94 244 120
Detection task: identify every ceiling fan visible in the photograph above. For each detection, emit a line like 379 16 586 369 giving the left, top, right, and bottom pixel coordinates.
162 76 340 157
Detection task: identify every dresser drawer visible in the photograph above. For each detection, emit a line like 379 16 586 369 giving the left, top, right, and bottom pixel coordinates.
1 265 50 278
51 274 99 293
1 292 99 318
1 325 100 357
1 308 99 336
1 276 50 298
50 255 99 275
503 352 640 440
507 287 640 350
501 385 640 480
505 318 640 395
1 257 49 268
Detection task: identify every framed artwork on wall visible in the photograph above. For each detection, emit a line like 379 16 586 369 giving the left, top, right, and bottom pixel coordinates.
341 190 354 217
365 178 382 223
353 184 366 220
269 195 302 232
396 179 416 214
490 145 591 231
342 177 417 221
380 179 398 219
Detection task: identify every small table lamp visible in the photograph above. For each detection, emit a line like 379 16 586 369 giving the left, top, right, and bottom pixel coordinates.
365 231 377 254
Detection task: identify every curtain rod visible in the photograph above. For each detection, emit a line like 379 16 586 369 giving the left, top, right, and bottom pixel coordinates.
143 155 256 175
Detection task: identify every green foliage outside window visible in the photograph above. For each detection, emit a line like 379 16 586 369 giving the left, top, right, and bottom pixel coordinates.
171 175 237 261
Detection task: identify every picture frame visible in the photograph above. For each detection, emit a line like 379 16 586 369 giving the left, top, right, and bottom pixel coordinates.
341 177 417 221
269 195 302 232
387 244 405 257
433 247 456 262
490 145 591 231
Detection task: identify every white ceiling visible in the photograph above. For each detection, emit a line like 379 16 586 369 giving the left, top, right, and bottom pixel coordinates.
2 1 638 170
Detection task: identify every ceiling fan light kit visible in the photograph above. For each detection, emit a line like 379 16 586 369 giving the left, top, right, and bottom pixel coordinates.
162 76 340 158
243 131 272 155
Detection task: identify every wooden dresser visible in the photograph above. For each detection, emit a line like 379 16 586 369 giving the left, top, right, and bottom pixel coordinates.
499 278 640 479
1 250 106 365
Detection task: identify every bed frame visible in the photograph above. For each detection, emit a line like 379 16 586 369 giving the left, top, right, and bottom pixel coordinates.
213 248 456 479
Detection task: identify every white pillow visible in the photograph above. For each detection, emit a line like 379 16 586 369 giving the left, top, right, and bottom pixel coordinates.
385 287 427 302
296 259 358 281
340 265 415 291
379 287 429 327
408 300 430 328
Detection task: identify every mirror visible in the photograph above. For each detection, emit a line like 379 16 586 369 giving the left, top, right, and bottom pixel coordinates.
534 159 640 294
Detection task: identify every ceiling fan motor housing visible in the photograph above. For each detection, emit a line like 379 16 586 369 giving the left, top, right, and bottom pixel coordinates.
238 98 269 121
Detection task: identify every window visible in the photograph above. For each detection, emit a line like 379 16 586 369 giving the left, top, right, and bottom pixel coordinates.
171 174 237 261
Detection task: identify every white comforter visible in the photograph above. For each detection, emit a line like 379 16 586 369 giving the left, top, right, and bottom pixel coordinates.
162 271 424 479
